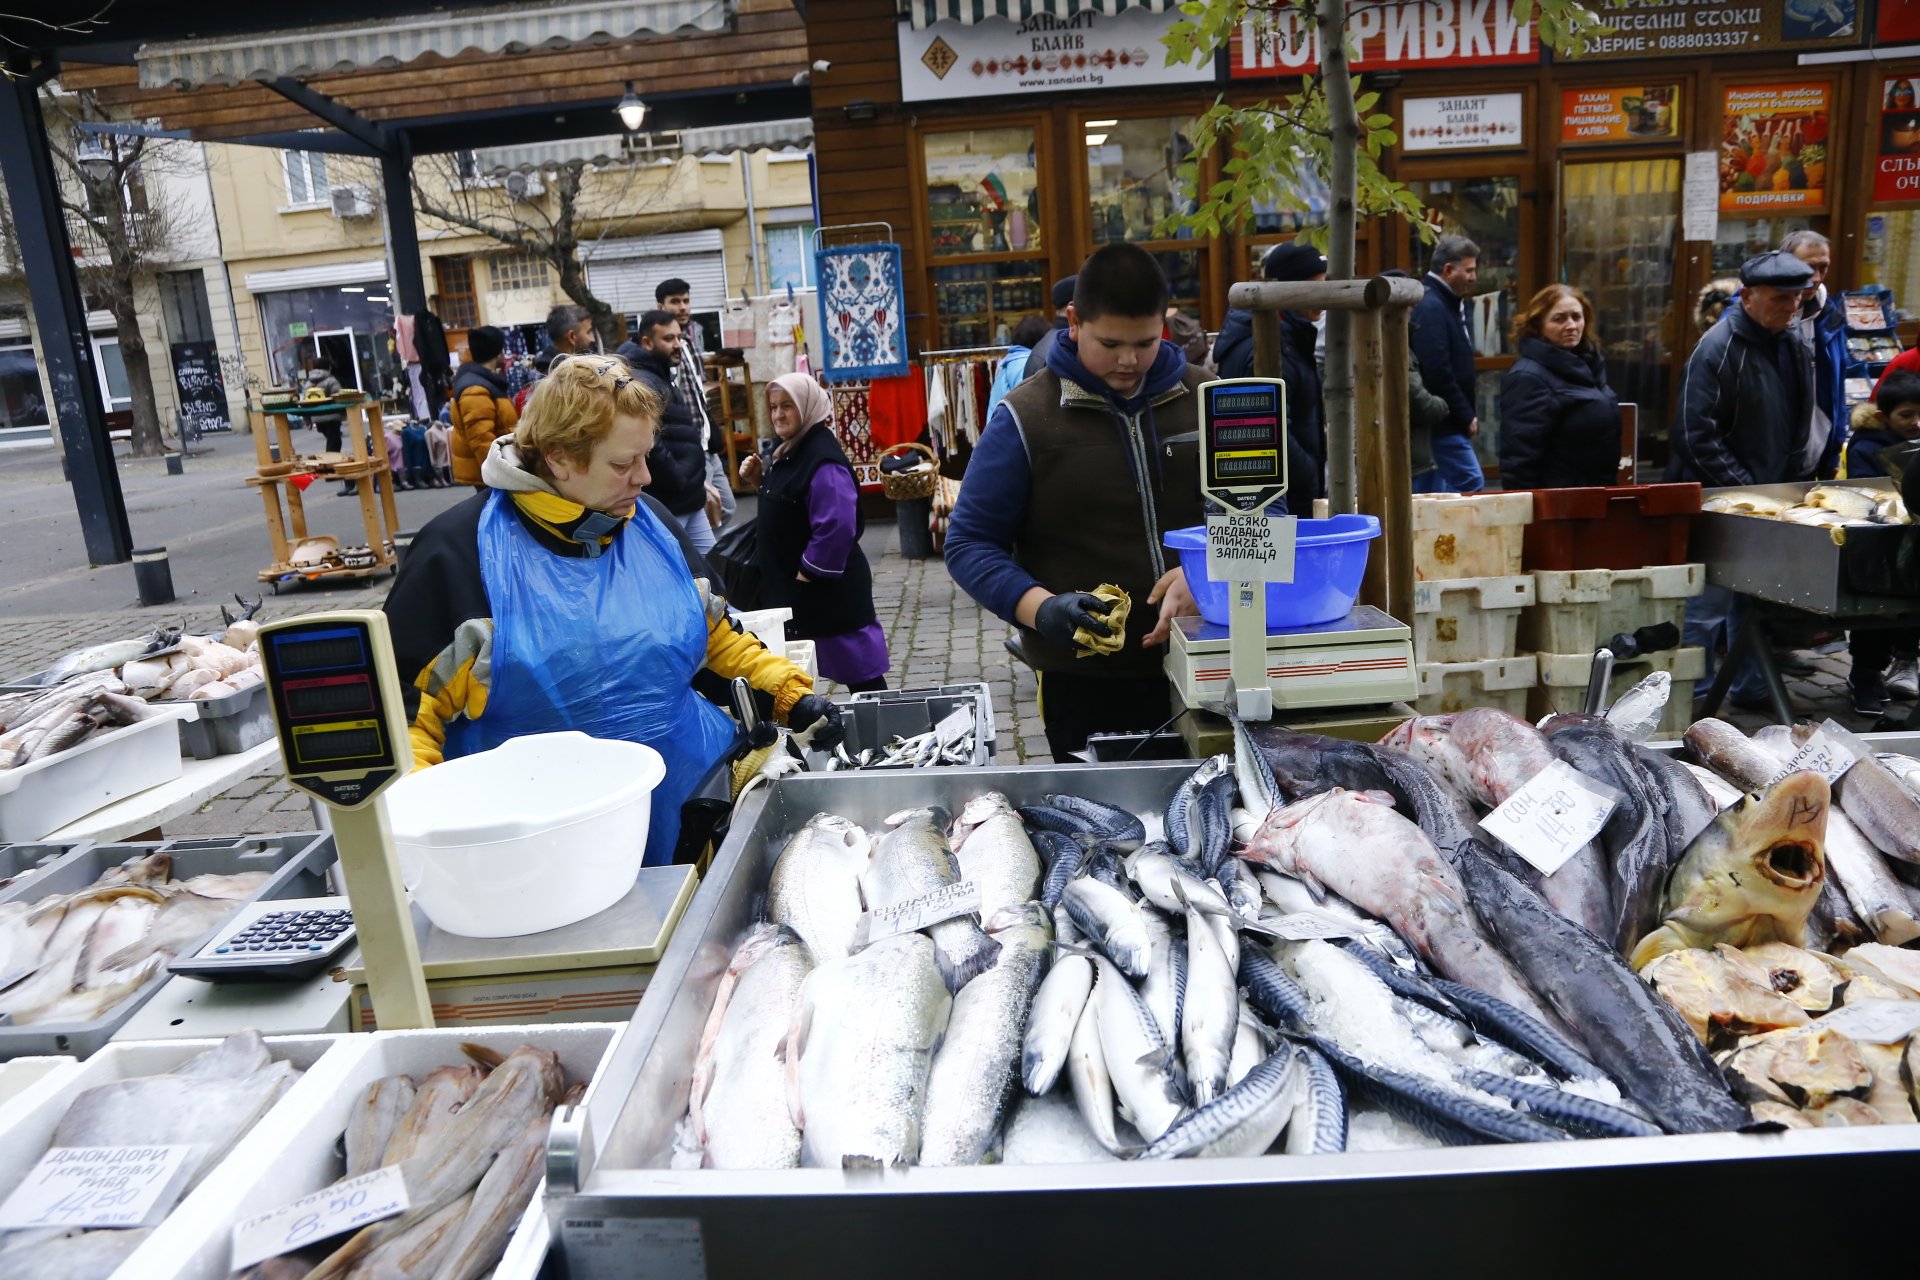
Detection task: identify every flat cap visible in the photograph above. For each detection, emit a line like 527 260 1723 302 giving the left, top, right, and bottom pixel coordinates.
1051 275 1079 309
1740 250 1814 289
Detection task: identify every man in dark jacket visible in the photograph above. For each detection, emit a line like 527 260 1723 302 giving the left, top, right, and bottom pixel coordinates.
1213 240 1327 504
1674 249 1817 711
1408 235 1484 493
947 245 1204 761
1020 274 1077 382
1784 230 1850 480
618 311 713 552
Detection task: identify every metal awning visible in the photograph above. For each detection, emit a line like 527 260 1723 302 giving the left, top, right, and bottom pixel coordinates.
473 136 633 174
135 0 733 89
679 117 814 156
900 0 1170 28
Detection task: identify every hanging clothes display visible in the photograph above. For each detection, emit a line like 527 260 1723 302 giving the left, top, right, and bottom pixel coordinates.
921 349 1004 462
868 370 929 453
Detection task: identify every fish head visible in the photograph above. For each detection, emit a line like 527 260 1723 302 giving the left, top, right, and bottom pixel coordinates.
1239 790 1342 868
1720 771 1830 894
883 805 952 833
957 791 1014 831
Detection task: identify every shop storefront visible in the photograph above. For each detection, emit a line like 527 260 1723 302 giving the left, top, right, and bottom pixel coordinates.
243 260 403 396
0 314 51 446
815 0 1913 473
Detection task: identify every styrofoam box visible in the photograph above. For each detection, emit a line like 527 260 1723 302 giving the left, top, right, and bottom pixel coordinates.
1531 646 1707 737
1518 563 1706 655
493 1199 553 1280
787 638 817 681
1412 574 1536 663
0 1055 78 1121
134 1023 621 1280
733 607 793 660
1412 491 1533 581
0 707 190 842
0 1034 348 1280
1415 655 1538 719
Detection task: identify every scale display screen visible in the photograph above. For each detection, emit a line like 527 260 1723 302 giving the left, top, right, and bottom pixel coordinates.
270 628 366 674
1215 452 1281 478
292 721 385 763
283 675 376 721
262 617 402 783
1210 388 1277 415
1201 378 1287 506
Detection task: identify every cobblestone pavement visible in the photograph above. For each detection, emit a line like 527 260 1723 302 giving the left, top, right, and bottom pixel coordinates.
0 520 1893 841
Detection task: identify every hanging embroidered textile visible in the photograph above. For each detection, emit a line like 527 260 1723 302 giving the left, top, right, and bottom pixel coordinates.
814 242 909 383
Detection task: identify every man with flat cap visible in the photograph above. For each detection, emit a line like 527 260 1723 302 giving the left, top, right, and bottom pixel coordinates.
1670 248 1817 709
1021 274 1078 381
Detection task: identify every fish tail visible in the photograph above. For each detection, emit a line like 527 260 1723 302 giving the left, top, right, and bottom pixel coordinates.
461 1042 507 1070
935 929 1002 994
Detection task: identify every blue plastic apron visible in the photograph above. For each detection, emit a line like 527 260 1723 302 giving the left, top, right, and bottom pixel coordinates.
446 492 738 866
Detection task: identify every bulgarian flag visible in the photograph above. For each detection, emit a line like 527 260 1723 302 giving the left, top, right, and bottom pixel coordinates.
978 172 1008 213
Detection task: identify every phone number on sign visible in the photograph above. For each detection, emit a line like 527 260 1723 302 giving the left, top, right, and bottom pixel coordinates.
1656 31 1753 52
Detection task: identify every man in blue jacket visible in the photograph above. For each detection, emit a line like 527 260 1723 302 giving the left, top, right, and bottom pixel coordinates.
946 245 1206 761
1783 230 1849 480
1409 235 1485 493
1212 240 1328 504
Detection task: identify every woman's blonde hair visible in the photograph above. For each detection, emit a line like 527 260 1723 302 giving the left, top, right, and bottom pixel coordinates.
1512 284 1598 350
515 355 662 477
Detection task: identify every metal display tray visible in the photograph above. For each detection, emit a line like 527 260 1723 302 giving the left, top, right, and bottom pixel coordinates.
546 755 1918 1274
1694 479 1919 617
0 832 336 1058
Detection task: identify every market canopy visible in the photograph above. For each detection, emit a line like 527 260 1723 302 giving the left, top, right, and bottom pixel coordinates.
679 117 814 155
899 0 1172 27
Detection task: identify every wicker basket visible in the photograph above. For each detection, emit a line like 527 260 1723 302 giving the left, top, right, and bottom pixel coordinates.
878 442 939 501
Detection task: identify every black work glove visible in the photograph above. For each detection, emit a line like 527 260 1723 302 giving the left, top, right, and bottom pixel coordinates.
1034 591 1115 646
788 694 846 751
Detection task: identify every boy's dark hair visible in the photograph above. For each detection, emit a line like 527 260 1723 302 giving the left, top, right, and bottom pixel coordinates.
655 278 692 303
310 357 333 373
545 304 589 344
638 309 678 340
1878 370 1920 417
1072 244 1169 323
1010 314 1051 349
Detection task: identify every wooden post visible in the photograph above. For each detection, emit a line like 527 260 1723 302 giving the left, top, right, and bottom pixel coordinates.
1354 306 1387 612
1381 307 1416 629
1250 309 1283 381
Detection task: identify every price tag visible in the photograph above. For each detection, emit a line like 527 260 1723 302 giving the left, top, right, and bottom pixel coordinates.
1206 511 1296 584
1256 911 1380 942
856 879 983 946
230 1164 410 1272
1764 726 1857 787
562 1216 707 1280
1814 999 1920 1045
1481 761 1621 877
0 1144 195 1230
933 705 975 749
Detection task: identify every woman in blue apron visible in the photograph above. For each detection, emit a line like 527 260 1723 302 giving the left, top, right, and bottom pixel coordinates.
386 357 842 867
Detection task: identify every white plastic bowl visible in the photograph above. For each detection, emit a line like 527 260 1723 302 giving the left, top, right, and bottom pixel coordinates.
383 731 665 938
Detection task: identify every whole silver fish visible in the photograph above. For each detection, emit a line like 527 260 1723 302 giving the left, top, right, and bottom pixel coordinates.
696 926 812 1169
767 813 871 965
1022 951 1093 1096
44 628 178 683
1180 888 1239 1107
864 807 1000 992
1060 877 1151 978
1124 847 1231 918
790 931 952 1168
1087 951 1188 1144
346 1075 418 1178
1065 991 1126 1156
430 1111 553 1280
1139 1046 1301 1160
1136 907 1182 1052
919 905 1052 1166
1285 1043 1348 1154
951 792 1043 922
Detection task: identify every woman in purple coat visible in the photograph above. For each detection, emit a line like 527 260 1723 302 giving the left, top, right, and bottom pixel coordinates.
738 373 890 691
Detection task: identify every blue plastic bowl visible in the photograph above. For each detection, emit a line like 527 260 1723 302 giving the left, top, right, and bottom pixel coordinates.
1165 514 1381 628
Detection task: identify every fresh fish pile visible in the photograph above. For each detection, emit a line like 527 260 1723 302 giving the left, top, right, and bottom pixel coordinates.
1703 483 1909 533
823 703 982 771
239 1041 579 1280
0 853 271 1026
0 1032 301 1280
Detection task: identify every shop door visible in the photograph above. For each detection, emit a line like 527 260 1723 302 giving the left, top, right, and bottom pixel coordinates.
1558 158 1682 474
89 332 132 415
311 329 364 393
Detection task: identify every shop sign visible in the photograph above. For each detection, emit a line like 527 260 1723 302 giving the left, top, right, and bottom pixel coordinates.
1874 76 1920 203
1567 0 1862 61
288 322 309 338
897 9 1212 103
1716 82 1830 214
1401 92 1525 153
1231 1 1537 77
1560 84 1680 145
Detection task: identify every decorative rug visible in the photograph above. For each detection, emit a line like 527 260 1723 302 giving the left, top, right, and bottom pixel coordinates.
814 241 908 382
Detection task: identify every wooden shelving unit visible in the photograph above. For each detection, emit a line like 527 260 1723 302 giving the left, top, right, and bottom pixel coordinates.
708 353 758 494
247 397 402 592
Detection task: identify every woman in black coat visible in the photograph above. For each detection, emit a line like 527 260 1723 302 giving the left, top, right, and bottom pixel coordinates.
1497 285 1622 489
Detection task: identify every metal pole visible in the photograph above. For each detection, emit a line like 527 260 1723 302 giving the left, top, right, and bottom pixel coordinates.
740 151 766 296
380 143 428 317
0 55 134 565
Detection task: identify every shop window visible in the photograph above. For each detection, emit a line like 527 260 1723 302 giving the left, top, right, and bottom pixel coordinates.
256 287 399 393
0 342 50 430
433 256 479 329
1406 176 1522 359
158 270 216 345
91 333 131 414
764 224 817 291
1712 217 1813 277
932 259 1049 349
1087 117 1198 244
84 162 148 220
490 252 551 292
283 150 330 206
924 127 1042 258
1863 211 1920 307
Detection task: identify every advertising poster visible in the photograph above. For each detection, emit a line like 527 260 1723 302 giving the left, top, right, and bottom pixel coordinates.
1573 0 1860 59
1880 0 1920 43
1876 76 1920 203
1717 83 1830 214
899 9 1211 103
1561 84 1681 144
1402 93 1526 153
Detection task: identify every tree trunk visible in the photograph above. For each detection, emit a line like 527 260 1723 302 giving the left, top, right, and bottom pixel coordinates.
1319 0 1359 514
557 254 620 349
109 286 166 458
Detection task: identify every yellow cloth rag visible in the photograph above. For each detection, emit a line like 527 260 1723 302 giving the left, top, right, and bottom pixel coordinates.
1074 583 1132 658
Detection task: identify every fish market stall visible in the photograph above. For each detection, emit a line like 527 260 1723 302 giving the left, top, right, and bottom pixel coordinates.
541 710 1920 1274
1694 478 1920 724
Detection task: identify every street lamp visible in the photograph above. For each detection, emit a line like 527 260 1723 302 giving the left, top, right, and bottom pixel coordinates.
616 82 647 132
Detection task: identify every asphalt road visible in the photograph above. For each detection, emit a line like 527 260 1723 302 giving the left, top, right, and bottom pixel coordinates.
0 430 470 616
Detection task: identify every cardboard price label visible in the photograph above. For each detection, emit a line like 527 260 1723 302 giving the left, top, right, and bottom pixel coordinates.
1482 761 1621 877
1765 724 1858 787
1815 999 1920 1046
231 1164 410 1272
1205 511 1297 584
0 1144 195 1231
859 879 983 945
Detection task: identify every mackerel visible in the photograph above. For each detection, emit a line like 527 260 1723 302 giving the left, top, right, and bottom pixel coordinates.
1022 952 1093 1095
1179 886 1238 1107
1284 1043 1348 1155
1060 877 1152 978
1085 951 1188 1143
1138 1046 1301 1160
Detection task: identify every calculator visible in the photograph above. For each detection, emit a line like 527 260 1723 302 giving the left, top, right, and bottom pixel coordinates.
168 896 356 981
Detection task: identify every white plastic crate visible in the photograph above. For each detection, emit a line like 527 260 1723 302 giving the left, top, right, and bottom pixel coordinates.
0 1034 348 1280
0 1055 78 1123
1412 574 1536 663
787 638 817 680
0 707 190 842
732 606 793 660
1531 646 1707 737
1412 491 1533 581
1518 563 1705 655
132 1023 621 1280
1414 655 1538 718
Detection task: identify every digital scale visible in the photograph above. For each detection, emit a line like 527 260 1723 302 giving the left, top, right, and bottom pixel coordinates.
1170 378 1417 720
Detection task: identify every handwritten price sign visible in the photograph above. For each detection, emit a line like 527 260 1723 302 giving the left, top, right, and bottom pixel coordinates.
0 1144 195 1230
1482 761 1621 877
231 1164 410 1271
